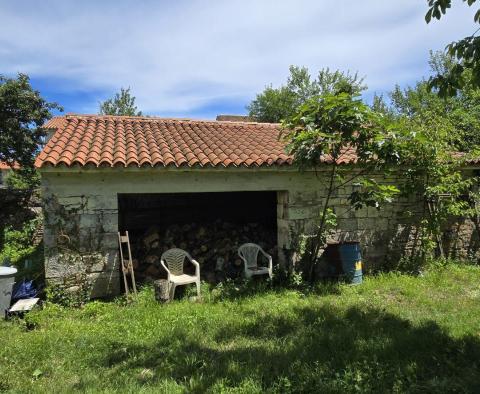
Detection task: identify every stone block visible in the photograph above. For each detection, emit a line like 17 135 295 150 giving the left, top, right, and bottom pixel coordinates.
277 191 289 205
83 253 107 273
336 218 358 231
291 190 317 203
42 229 56 248
103 249 120 272
277 219 292 249
277 203 285 220
354 208 368 219
88 271 121 298
367 207 382 218
45 252 113 278
87 194 118 211
45 253 85 279
286 205 320 220
357 218 376 230
102 232 119 249
79 213 100 229
101 213 118 233
57 196 85 210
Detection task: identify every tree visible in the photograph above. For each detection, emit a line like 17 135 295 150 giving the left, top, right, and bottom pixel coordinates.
282 92 400 280
248 66 366 122
0 73 60 169
374 52 478 264
379 52 480 151
426 0 480 96
99 87 142 116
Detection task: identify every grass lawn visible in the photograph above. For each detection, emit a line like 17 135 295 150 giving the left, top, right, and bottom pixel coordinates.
1 264 480 393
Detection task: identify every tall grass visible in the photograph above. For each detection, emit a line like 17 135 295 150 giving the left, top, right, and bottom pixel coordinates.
1 264 479 393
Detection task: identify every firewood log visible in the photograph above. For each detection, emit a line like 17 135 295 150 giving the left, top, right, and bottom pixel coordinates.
145 255 159 265
143 227 160 242
154 279 170 303
146 265 160 277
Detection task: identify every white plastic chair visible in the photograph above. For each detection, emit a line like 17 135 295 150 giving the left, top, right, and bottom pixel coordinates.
161 248 201 300
238 243 273 279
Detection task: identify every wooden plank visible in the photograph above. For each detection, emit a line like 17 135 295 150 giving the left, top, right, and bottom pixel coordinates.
9 298 40 312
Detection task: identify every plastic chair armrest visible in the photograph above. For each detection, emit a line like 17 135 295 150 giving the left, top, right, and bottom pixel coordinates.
160 260 171 280
191 259 200 277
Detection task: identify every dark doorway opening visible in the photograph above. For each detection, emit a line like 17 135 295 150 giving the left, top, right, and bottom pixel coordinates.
118 191 277 283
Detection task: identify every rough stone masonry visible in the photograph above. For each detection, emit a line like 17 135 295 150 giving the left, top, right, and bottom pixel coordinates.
39 166 480 298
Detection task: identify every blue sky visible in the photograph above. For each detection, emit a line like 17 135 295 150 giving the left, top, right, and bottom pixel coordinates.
0 1 476 119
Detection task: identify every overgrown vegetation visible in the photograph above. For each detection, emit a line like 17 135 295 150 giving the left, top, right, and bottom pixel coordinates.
0 216 44 283
0 264 479 392
46 279 92 309
0 217 41 265
281 92 401 280
373 52 480 266
275 53 480 276
5 168 41 190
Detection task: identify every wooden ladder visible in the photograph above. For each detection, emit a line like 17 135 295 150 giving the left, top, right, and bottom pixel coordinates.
117 231 137 296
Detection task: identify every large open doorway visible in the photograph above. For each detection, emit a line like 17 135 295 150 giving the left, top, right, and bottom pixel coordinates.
118 191 278 283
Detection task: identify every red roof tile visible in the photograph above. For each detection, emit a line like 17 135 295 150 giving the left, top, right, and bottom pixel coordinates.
0 161 20 170
35 115 358 169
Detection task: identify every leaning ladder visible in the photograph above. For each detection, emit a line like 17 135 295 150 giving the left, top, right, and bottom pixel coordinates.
117 231 137 296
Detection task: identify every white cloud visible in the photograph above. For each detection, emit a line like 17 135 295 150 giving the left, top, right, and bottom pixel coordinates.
0 0 474 116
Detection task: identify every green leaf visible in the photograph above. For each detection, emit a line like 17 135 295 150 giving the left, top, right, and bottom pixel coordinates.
426 8 433 23
474 8 480 22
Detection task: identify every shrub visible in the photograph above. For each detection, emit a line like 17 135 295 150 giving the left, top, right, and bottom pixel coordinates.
5 169 40 190
0 216 41 265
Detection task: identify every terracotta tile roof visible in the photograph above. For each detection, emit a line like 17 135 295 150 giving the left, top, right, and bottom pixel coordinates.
0 161 19 170
35 114 360 169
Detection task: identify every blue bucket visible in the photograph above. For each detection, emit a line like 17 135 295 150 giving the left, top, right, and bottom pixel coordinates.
339 242 363 284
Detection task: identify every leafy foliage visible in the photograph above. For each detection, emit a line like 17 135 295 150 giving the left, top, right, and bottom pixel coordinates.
393 125 472 260
0 216 41 265
247 66 366 122
382 52 480 151
99 87 142 116
425 0 480 96
0 74 60 169
46 281 92 308
375 52 480 261
5 168 41 190
282 93 401 280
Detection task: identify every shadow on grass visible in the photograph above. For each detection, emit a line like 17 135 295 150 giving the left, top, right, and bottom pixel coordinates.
94 305 480 393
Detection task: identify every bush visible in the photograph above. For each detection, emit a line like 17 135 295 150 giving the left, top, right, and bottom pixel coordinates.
5 169 40 190
46 281 92 308
0 216 41 265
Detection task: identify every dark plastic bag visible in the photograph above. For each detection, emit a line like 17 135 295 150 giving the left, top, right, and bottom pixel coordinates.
12 279 37 301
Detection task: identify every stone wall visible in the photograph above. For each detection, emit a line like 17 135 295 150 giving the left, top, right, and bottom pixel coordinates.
40 167 479 298
275 174 426 271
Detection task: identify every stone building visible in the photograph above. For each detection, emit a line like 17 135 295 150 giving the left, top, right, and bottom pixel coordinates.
35 114 480 298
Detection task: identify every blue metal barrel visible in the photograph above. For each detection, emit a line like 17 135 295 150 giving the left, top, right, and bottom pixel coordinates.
339 242 363 284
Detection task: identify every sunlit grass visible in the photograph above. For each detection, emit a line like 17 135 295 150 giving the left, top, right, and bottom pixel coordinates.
1 264 479 393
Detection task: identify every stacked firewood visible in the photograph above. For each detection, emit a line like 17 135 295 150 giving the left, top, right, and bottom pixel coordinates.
130 220 277 283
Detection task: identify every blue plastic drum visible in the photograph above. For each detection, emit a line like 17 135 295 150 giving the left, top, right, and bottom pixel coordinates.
339 242 363 284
